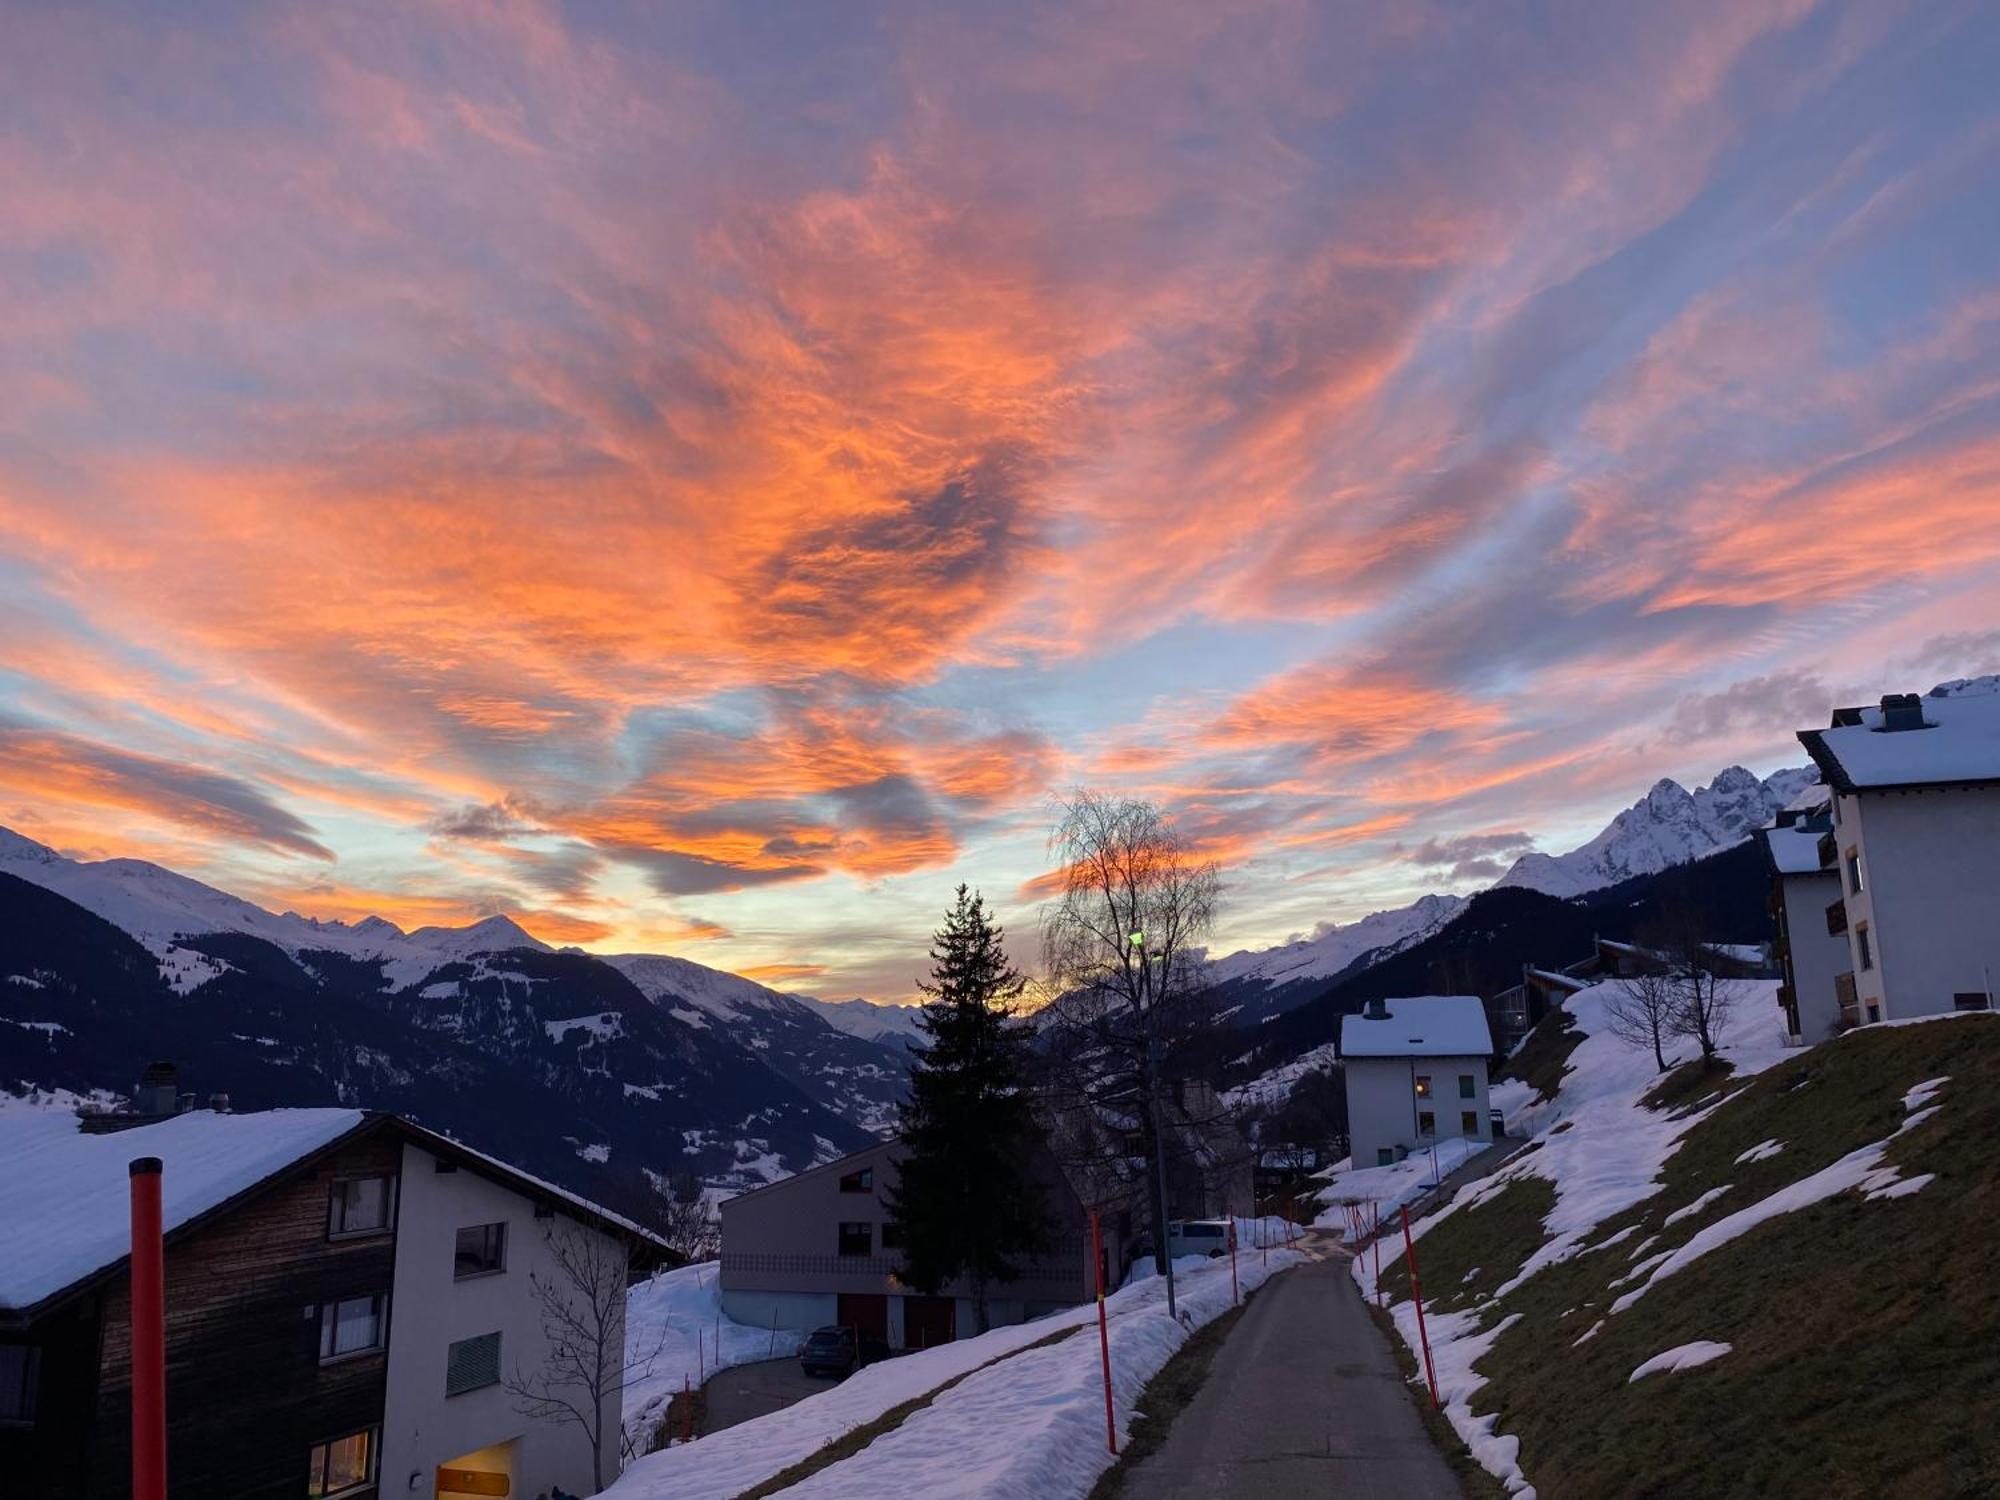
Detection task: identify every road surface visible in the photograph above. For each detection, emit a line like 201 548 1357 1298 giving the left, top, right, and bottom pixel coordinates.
702 1356 827 1433
1121 1250 1464 1500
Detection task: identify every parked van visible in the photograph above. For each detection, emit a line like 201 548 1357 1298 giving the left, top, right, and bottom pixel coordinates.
1167 1218 1232 1259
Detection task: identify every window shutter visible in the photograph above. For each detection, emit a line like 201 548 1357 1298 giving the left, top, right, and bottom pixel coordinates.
445 1332 501 1396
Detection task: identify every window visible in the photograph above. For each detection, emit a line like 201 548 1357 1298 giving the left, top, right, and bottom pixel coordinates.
318 1294 388 1362
1955 992 1992 1012
1458 1074 1475 1100
1845 848 1864 895
454 1222 507 1279
838 1167 874 1193
327 1176 395 1238
1417 1110 1435 1138
1865 1003 1881 1025
1461 1111 1479 1137
0 1344 38 1424
445 1332 501 1397
1413 1075 1432 1099
837 1221 872 1256
1856 924 1874 971
307 1426 377 1497
879 1221 904 1250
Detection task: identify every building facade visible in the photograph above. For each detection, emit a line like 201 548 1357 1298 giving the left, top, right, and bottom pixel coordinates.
0 1104 665 1500
718 1135 1121 1349
1799 686 2000 1025
1340 996 1496 1169
1762 804 1849 1043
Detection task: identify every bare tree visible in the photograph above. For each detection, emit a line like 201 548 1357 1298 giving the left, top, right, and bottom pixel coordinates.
504 1220 661 1491
645 1170 720 1264
1606 970 1677 1073
1038 790 1223 1319
1669 963 1740 1063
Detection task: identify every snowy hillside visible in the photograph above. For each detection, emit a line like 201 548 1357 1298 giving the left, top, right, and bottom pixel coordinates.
1496 765 1817 899
1357 987 1999 1496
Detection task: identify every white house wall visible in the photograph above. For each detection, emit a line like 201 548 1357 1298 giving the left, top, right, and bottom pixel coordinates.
1780 868 1848 1042
1344 1055 1492 1168
381 1142 623 1499
1837 786 2000 1021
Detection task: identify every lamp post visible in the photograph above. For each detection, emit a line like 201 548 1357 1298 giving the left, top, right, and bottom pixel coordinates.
1131 930 1178 1321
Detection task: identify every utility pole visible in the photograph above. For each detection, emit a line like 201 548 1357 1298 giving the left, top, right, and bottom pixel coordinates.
1133 930 1178 1321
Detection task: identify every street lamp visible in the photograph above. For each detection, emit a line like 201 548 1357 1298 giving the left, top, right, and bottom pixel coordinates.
1128 929 1177 1319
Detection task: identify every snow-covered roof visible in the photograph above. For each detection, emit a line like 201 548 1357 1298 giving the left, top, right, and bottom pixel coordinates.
1340 996 1494 1058
1762 823 1831 877
0 1106 366 1313
1800 681 2000 792
1526 968 1590 992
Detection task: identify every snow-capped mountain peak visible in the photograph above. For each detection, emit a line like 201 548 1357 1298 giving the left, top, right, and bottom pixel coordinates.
1496 764 1817 899
1205 891 1470 991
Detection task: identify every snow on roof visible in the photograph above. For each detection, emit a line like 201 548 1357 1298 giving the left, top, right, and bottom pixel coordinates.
1340 996 1494 1058
1762 823 1829 876
0 1107 365 1312
1801 684 2000 791
1526 968 1589 992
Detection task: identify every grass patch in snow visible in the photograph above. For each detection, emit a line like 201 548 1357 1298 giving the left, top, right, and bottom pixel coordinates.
1496 1006 1585 1104
734 1324 1085 1500
1373 1176 1558 1316
1637 1054 1738 1116
1418 1017 2000 1498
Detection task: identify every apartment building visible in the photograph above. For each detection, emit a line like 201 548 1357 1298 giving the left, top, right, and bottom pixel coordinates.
0 1100 668 1500
1797 682 2000 1025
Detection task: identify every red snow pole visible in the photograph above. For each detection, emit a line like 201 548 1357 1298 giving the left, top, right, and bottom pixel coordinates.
1092 1209 1117 1456
130 1157 167 1500
1227 1211 1240 1307
1400 1205 1441 1410
1372 1202 1383 1308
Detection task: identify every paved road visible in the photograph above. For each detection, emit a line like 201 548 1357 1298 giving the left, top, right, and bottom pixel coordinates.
703 1356 829 1433
1122 1250 1464 1500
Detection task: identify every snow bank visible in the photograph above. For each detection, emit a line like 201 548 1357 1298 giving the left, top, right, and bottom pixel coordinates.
1315 1135 1486 1233
1628 1340 1732 1382
621 1261 810 1458
1384 1303 1534 1497
762 1239 1304 1500
606 1238 1301 1500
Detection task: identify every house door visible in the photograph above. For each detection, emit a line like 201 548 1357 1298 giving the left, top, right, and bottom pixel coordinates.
836 1292 889 1343
904 1295 955 1349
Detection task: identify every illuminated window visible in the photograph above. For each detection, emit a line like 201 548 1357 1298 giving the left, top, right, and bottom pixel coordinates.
327 1176 395 1238
1413 1075 1431 1099
307 1427 377 1498
318 1294 387 1362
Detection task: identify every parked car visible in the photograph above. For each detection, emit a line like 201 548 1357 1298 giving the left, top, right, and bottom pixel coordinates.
1166 1218 1232 1259
798 1324 891 1378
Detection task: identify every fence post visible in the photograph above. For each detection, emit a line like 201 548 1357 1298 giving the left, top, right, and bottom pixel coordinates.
1400 1205 1441 1409
1092 1209 1117 1456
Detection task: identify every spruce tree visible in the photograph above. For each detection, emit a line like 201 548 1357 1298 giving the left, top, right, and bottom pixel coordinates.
885 885 1050 1333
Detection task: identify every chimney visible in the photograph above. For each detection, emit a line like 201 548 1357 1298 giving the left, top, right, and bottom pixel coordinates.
134 1062 178 1118
1362 997 1389 1021
207 1093 231 1114
1879 693 1928 732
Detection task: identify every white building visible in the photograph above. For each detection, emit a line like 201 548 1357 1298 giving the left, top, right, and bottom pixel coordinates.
1797 682 2000 1025
1339 996 1496 1168
1761 797 1848 1044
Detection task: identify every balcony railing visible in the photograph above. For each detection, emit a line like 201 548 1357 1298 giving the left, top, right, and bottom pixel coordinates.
1835 971 1859 1027
1826 898 1848 936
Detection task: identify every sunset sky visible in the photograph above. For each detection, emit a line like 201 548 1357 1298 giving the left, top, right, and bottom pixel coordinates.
2 1 1998 1000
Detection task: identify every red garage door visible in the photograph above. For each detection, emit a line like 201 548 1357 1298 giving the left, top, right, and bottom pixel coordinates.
836 1292 888 1343
904 1295 955 1350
